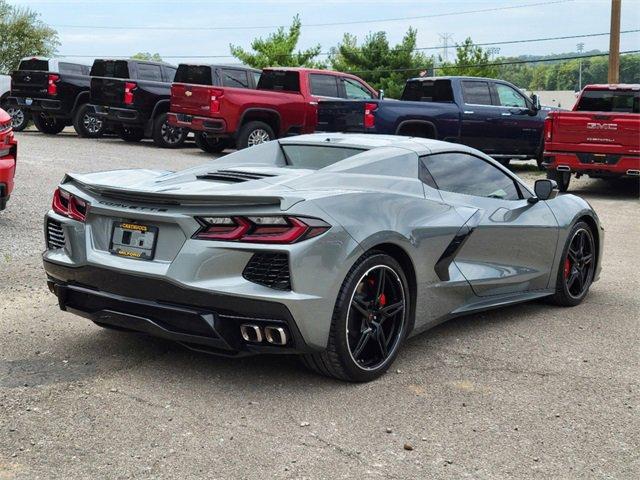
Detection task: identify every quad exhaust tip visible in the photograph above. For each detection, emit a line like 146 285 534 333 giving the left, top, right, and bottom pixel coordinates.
239 324 288 346
556 165 571 172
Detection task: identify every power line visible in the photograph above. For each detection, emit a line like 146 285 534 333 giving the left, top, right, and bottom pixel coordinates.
52 0 574 31
58 29 640 59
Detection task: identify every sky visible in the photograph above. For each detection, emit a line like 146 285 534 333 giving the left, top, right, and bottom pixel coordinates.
8 0 640 65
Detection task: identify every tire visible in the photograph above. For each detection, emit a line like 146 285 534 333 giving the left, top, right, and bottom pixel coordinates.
72 104 105 138
118 126 145 143
194 132 228 153
32 113 65 135
236 121 275 150
549 221 596 307
3 104 30 132
547 169 571 192
152 112 186 148
302 251 410 382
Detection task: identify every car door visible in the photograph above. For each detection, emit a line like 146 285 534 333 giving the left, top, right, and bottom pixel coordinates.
491 82 539 154
459 80 499 153
421 152 559 297
309 73 341 99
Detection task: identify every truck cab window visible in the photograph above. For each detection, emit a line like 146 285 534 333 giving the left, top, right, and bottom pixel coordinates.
402 80 454 102
310 74 339 98
137 64 162 82
494 83 527 108
163 66 177 82
222 69 249 88
462 81 492 105
258 71 300 92
343 78 373 99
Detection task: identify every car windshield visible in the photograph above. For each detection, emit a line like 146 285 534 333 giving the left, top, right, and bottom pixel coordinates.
281 145 364 169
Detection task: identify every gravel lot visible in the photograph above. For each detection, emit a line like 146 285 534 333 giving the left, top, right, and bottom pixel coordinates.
1 129 638 479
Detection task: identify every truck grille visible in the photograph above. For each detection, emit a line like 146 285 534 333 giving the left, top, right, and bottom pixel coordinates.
46 218 66 249
243 253 291 290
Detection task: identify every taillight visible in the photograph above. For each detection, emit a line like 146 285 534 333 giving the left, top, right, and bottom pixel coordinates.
209 88 224 113
544 116 553 142
124 82 137 105
193 216 330 244
364 102 377 129
47 74 60 96
52 188 88 222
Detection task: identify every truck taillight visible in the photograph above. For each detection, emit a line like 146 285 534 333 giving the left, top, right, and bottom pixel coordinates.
544 116 553 142
209 88 224 113
47 74 60 96
124 82 137 105
364 102 377 129
52 188 88 222
193 216 330 244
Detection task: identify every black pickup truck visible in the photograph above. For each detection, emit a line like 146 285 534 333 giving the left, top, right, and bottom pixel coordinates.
318 76 548 166
7 57 105 137
89 59 185 148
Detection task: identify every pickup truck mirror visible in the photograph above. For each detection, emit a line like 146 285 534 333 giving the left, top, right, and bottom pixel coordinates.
530 93 541 113
530 179 558 203
378 89 385 100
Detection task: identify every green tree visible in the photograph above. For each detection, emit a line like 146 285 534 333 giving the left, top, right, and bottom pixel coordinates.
438 38 498 78
0 0 59 73
131 52 163 62
329 28 431 99
230 15 322 69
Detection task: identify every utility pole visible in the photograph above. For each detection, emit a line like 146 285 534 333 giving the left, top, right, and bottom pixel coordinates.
608 0 621 83
577 42 585 91
438 33 454 63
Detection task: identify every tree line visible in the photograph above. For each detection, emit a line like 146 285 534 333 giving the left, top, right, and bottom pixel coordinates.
1 5 638 98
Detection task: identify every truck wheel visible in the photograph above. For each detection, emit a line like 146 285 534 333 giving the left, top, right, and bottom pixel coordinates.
152 113 186 148
73 104 105 138
547 169 571 192
118 126 145 143
3 105 30 132
194 132 228 153
236 121 274 149
32 114 65 135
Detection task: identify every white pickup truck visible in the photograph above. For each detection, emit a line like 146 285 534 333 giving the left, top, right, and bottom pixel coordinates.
1 73 29 131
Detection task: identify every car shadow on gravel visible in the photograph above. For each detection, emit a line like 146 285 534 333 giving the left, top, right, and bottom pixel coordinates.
562 177 639 200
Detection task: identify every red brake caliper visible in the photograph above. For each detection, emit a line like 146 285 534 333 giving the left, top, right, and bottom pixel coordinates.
564 257 571 279
379 293 387 306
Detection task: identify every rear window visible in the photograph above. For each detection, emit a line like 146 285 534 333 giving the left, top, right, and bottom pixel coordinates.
59 62 88 75
281 145 364 169
137 63 162 82
19 59 49 71
576 90 640 113
462 81 492 105
402 80 454 102
310 74 339 97
258 71 300 93
90 60 130 79
221 69 250 88
175 65 213 85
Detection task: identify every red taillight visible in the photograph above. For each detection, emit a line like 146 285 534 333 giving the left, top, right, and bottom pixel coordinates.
364 102 377 129
209 88 224 113
193 216 330 244
52 188 88 222
47 74 60 96
124 82 137 105
544 116 553 142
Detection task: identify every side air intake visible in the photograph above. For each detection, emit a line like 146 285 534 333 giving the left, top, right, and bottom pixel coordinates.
196 170 276 183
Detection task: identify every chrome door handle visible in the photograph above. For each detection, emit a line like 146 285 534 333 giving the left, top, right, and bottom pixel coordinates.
501 112 511 116
463 110 474 114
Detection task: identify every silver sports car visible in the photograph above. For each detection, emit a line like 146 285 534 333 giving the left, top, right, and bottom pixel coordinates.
43 134 603 382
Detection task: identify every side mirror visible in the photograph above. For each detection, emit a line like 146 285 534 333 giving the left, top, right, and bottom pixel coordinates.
378 89 385 100
530 179 558 203
530 93 541 113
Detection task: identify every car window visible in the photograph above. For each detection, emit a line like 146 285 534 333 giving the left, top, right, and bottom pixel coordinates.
402 79 454 102
343 78 373 99
576 90 640 113
59 62 86 75
90 60 130 78
281 145 364 169
251 71 261 86
310 74 339 98
19 59 49 71
222 69 249 88
422 152 521 200
137 64 162 82
175 65 212 85
258 71 300 93
495 83 527 108
462 81 492 105
164 66 177 82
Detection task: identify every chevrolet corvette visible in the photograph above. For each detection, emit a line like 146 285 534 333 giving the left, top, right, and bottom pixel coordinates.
43 134 603 381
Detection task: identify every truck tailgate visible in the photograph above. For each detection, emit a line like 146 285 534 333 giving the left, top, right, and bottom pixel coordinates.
171 83 213 115
90 77 126 107
11 70 49 97
317 100 366 132
550 111 640 152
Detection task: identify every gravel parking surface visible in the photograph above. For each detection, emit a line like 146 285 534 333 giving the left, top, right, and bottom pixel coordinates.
1 129 638 479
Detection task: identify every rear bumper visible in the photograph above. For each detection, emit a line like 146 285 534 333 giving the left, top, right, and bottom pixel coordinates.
0 144 16 211
8 96 64 115
44 261 313 357
167 112 227 134
543 151 640 176
91 104 143 125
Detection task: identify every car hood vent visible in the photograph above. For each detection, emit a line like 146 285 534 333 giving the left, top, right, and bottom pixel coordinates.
196 170 277 183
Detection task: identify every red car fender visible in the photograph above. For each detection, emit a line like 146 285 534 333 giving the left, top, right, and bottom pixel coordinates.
0 108 17 209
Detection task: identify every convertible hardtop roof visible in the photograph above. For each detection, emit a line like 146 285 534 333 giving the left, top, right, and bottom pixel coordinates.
278 133 476 156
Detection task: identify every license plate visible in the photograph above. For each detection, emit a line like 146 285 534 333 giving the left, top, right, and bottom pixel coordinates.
109 222 158 260
25 98 33 106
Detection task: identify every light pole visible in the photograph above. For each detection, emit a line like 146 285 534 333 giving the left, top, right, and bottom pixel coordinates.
577 42 585 91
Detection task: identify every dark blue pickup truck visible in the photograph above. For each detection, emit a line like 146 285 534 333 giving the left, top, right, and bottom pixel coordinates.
318 76 548 165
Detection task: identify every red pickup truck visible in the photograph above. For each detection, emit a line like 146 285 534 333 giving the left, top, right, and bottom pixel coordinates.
543 84 640 191
168 67 377 152
0 107 17 211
